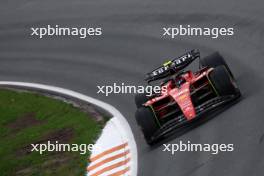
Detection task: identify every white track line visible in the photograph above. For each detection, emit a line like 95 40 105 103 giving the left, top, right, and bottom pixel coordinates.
0 81 138 176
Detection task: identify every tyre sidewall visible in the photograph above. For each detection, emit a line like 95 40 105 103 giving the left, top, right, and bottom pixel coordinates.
135 107 159 143
209 66 236 96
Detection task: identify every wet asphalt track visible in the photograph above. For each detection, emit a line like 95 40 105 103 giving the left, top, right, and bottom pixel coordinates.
0 0 264 175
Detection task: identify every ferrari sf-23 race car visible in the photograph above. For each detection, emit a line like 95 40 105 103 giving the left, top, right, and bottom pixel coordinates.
135 49 241 145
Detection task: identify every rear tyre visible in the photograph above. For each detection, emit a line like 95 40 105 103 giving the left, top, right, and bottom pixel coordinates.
201 52 234 78
135 107 159 144
135 93 149 108
209 66 237 96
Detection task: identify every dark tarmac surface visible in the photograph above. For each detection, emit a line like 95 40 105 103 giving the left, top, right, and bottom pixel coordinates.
0 0 264 175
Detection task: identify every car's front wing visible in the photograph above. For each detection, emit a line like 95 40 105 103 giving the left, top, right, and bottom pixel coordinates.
149 91 241 143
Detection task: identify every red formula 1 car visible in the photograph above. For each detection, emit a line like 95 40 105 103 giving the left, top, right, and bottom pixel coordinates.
135 50 241 145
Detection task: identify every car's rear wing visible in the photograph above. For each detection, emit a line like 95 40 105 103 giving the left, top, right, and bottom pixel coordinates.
145 49 200 83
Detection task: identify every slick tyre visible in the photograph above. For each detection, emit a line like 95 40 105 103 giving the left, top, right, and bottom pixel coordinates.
135 93 149 108
201 52 234 78
209 66 237 96
135 107 159 145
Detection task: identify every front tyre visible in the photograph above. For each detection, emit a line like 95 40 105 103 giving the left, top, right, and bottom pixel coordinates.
135 107 159 144
209 66 237 96
201 52 234 78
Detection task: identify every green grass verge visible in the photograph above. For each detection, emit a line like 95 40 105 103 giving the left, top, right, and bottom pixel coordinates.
0 88 106 176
